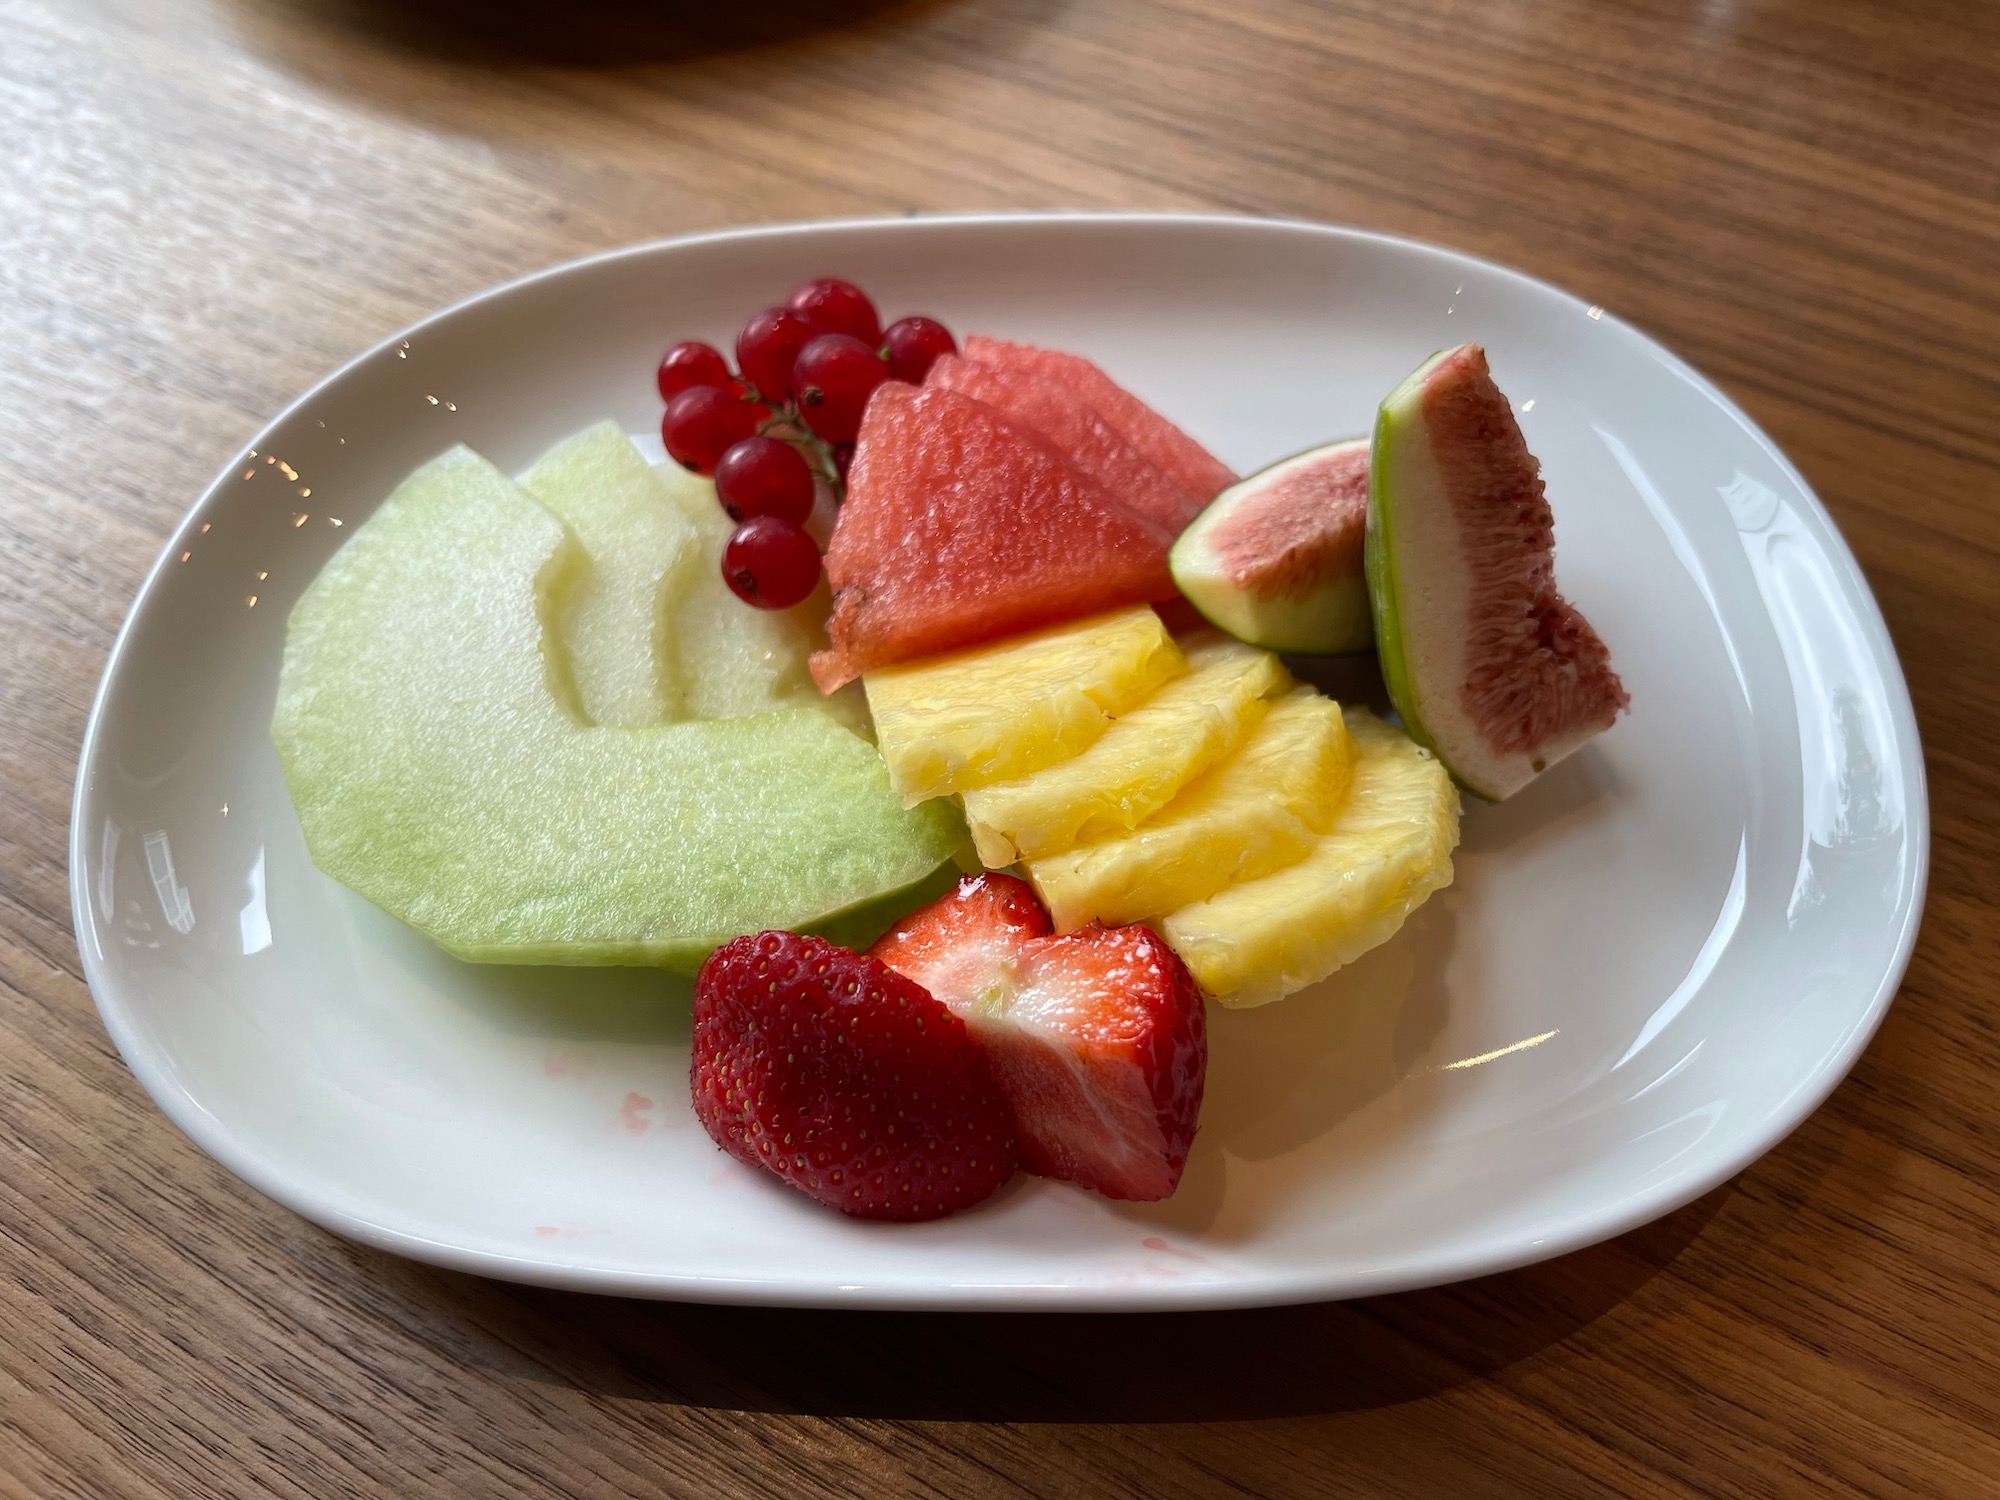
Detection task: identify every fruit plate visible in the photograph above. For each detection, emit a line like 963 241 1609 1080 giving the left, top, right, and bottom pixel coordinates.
70 214 1927 1309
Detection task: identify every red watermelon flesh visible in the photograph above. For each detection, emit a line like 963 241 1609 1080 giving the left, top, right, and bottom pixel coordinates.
810 383 1177 692
925 354 1204 536
963 335 1236 505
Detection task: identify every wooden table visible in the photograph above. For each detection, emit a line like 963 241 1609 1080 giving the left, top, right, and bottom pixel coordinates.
5 0 1997 1494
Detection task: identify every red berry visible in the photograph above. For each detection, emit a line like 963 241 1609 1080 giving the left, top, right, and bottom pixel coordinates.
662 385 761 474
721 515 821 609
656 340 731 402
871 875 1206 1202
792 333 889 444
880 315 957 385
831 442 855 482
714 435 816 525
692 931 1020 1221
787 277 881 345
735 306 814 403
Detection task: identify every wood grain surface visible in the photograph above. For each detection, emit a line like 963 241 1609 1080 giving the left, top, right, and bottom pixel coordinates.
4 0 1997 1494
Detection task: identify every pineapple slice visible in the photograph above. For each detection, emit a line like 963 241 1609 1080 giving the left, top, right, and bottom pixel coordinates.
1161 710 1460 1007
962 634 1289 866
518 422 700 728
864 606 1183 804
1026 687 1355 930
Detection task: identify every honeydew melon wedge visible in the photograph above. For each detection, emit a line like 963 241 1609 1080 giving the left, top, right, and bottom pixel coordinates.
518 421 700 727
651 454 826 721
1169 438 1373 654
272 445 962 970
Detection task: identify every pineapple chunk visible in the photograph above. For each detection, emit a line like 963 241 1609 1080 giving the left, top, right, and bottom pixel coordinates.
864 607 1183 804
962 635 1289 866
518 422 700 727
1027 687 1355 930
1161 710 1459 1007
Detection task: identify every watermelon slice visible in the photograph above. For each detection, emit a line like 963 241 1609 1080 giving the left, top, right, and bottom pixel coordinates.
963 335 1236 505
810 384 1177 692
926 354 1203 536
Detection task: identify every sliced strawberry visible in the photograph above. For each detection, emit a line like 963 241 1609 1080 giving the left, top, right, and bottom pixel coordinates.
870 876 1207 1202
691 931 1019 1222
868 870 1051 1010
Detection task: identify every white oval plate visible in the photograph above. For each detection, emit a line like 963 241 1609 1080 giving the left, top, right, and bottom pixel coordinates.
71 215 1926 1309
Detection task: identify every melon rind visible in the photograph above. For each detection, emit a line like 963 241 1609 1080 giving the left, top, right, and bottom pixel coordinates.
1169 438 1373 655
273 444 963 971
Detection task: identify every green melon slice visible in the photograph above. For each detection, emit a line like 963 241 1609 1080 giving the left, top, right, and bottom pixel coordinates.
650 457 827 721
518 421 700 728
1367 345 1629 801
1168 438 1373 654
272 445 962 970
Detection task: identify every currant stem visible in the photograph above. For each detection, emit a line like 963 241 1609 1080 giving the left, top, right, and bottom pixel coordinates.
756 407 844 498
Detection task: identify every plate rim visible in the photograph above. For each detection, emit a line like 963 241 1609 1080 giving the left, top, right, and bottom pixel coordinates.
68 211 1931 1310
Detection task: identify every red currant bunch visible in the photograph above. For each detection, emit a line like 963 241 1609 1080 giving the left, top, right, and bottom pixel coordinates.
655 276 957 609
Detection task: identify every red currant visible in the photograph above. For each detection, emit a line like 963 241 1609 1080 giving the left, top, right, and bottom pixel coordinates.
662 385 762 474
880 315 957 385
792 334 889 444
656 340 731 402
832 442 855 482
722 516 821 609
736 306 814 404
787 278 882 345
713 435 815 526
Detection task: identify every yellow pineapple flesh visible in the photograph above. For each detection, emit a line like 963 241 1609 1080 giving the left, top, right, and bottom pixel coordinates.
1160 710 1460 1007
961 634 1289 866
1026 686 1356 930
863 606 1183 804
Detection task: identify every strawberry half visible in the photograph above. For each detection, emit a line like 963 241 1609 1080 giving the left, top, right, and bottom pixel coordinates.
691 930 1019 1221
870 874 1207 1201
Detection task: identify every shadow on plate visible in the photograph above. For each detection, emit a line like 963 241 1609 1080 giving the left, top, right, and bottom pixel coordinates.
1107 899 1455 1239
1282 649 1392 716
1458 746 1623 856
340 884 695 1045
336 1179 1733 1421
441 960 694 1046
